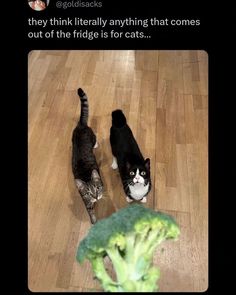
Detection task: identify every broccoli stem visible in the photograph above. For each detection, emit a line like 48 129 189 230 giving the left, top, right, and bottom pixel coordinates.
146 228 167 257
133 227 167 259
124 234 136 263
90 256 119 292
139 266 160 292
103 228 164 291
106 247 128 284
117 227 167 290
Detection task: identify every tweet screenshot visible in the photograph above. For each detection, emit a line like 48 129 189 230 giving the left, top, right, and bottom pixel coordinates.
23 1 209 293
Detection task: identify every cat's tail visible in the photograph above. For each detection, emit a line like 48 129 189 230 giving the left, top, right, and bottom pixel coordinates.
112 109 127 128
78 88 89 126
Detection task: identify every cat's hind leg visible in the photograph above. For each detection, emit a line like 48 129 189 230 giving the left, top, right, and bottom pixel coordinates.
92 133 98 148
111 156 118 169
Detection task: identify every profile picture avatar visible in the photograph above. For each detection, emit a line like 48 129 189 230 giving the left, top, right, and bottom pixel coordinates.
28 0 49 11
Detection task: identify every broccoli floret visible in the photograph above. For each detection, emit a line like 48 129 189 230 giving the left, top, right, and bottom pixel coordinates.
77 204 180 292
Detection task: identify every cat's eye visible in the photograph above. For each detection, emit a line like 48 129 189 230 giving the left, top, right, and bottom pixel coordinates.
130 171 135 175
141 171 146 176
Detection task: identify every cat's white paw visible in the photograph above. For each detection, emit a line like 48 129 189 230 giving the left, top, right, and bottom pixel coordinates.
94 142 98 148
111 162 118 169
140 197 147 203
126 196 133 203
111 157 118 169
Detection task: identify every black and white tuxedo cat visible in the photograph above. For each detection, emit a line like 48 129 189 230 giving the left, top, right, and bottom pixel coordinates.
110 110 151 203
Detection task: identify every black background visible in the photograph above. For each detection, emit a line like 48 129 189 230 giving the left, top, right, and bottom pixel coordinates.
4 0 235 294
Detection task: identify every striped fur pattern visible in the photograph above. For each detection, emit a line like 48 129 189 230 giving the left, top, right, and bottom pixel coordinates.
78 88 89 126
72 88 103 224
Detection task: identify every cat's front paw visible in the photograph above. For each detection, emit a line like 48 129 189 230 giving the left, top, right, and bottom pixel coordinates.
90 215 97 224
126 196 133 203
111 157 118 169
111 162 118 169
140 197 147 203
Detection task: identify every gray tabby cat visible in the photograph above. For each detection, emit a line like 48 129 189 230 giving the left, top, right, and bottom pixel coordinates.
72 88 103 224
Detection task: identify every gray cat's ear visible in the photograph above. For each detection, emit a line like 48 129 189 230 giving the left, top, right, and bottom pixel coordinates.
75 179 85 190
91 169 100 181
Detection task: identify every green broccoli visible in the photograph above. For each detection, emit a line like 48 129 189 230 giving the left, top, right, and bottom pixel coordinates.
77 204 180 292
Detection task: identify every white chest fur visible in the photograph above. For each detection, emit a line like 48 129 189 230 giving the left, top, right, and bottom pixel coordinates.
128 183 149 200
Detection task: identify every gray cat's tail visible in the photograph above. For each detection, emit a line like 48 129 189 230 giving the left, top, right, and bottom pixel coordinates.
78 88 88 126
112 109 127 128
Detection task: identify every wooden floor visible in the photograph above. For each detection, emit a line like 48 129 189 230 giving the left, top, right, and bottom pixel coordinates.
28 50 208 292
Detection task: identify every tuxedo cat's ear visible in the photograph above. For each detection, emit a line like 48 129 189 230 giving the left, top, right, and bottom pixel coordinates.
91 169 100 181
126 162 131 171
75 179 85 190
144 158 150 170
